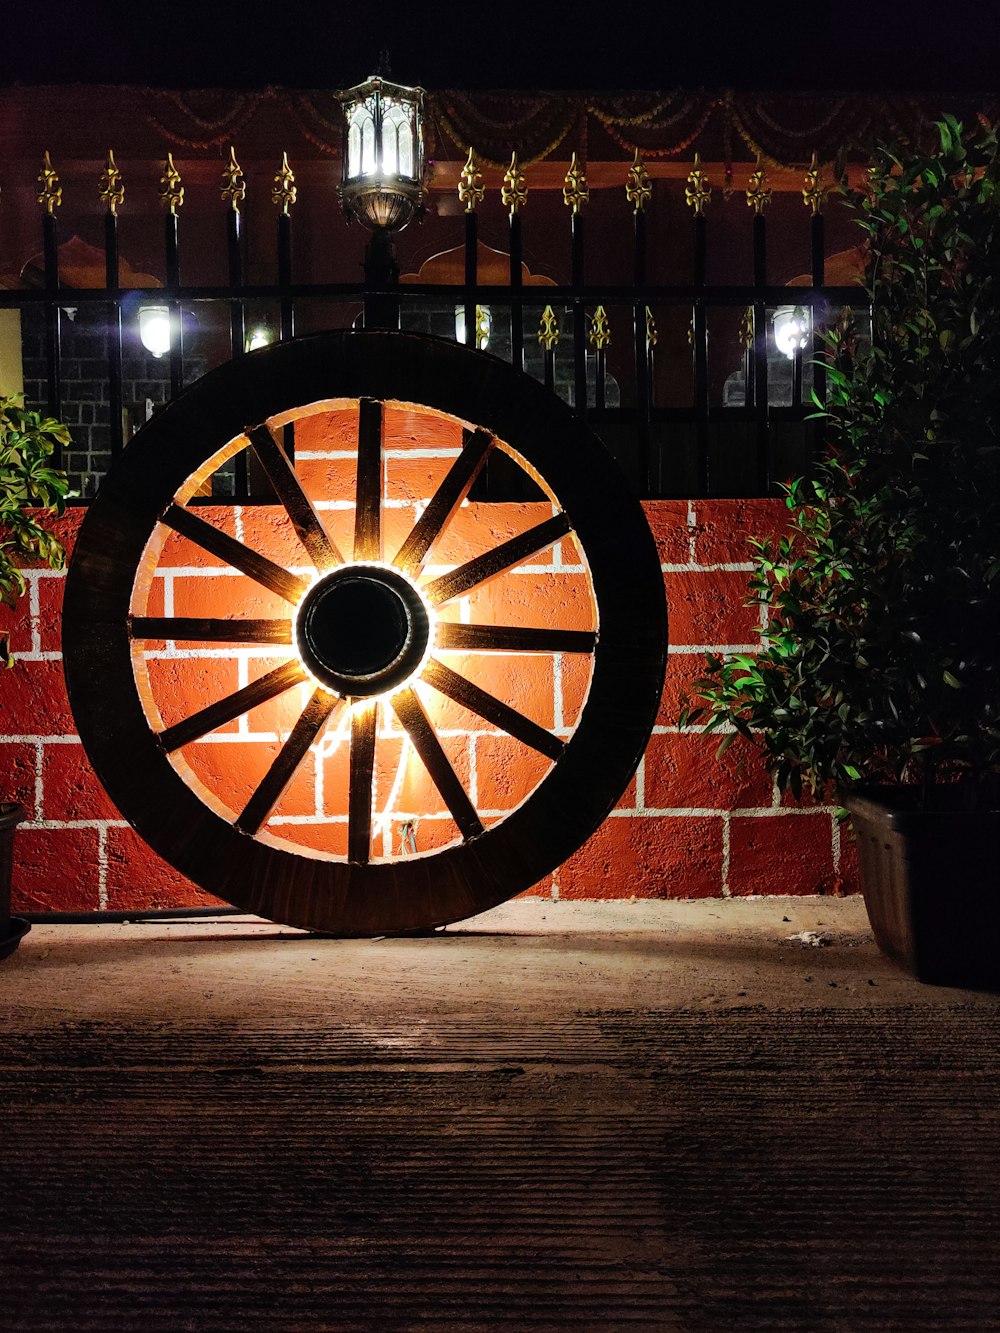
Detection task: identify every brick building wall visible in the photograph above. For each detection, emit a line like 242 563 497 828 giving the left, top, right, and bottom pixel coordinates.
1 474 858 914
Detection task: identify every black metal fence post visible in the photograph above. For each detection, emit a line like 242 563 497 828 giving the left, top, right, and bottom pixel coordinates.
748 160 771 495
37 153 62 438
100 152 125 461
628 151 652 495
502 153 527 374
159 154 184 401
807 154 828 411
565 153 589 417
686 155 711 496
222 148 249 498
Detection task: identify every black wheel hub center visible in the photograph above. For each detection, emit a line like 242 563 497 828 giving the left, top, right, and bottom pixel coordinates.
295 565 430 698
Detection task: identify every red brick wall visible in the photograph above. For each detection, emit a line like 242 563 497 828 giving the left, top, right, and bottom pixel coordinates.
1 473 858 915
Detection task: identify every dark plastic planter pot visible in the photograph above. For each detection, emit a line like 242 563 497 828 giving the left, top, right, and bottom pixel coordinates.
0 801 29 961
843 787 1000 989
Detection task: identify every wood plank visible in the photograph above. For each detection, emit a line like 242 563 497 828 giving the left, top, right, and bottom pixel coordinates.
158 660 307 753
236 689 340 834
392 426 494 574
347 703 378 864
423 513 572 606
391 687 484 840
422 658 564 761
353 398 383 562
129 617 293 645
247 423 343 570
435 623 596 654
162 504 309 605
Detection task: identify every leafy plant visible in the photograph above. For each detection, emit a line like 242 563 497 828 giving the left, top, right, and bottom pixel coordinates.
0 394 71 667
680 116 1000 803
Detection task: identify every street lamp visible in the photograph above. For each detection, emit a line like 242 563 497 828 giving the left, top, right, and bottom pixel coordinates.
337 75 425 232
337 74 426 326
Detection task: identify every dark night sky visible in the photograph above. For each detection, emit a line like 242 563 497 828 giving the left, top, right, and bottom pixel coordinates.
4 0 999 94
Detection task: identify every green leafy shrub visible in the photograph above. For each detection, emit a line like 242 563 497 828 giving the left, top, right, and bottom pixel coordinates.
680 116 1000 803
0 394 71 667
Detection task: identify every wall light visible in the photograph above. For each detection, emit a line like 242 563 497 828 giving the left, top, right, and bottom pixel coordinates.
455 304 491 351
245 326 273 352
772 305 810 359
138 304 171 359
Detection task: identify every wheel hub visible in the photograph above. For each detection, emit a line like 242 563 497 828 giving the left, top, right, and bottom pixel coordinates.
294 564 431 698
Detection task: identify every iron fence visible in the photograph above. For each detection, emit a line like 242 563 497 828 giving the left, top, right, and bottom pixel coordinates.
0 148 868 503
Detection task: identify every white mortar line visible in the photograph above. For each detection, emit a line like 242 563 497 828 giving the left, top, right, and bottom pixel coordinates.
661 562 756 573
34 740 44 818
28 573 41 655
686 501 698 563
721 812 732 897
97 823 108 910
21 819 129 829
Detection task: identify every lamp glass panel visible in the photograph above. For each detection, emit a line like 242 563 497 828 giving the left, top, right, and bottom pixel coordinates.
383 103 411 178
348 121 361 177
360 113 376 175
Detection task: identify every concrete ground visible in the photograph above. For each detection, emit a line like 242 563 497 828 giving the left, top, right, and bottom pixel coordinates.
6 895 994 1023
3 897 1000 1330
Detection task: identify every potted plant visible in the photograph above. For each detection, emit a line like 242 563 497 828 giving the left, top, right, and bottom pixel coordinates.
680 116 1000 987
0 392 71 960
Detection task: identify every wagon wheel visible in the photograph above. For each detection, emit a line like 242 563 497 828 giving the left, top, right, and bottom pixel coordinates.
63 332 667 935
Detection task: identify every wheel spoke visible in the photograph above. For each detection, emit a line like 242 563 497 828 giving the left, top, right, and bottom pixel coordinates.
236 689 341 835
423 513 572 606
130 617 293 645
348 703 378 864
158 660 307 753
162 504 308 605
422 659 564 762
354 398 383 562
247 424 343 570
391 687 484 840
436 623 596 654
392 426 494 576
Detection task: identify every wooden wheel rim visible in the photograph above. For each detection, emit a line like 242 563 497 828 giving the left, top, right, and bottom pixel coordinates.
63 332 667 934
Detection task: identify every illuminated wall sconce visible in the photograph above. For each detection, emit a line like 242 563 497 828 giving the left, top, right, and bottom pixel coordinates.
138 304 171 359
454 304 491 351
245 326 273 352
772 304 810 359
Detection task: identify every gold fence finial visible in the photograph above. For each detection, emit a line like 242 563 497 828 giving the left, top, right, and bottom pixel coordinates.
537 305 560 351
626 148 651 213
685 153 711 216
99 149 123 216
739 306 755 351
802 152 827 215
645 306 658 349
501 152 527 217
272 152 297 215
458 147 485 213
221 146 246 212
159 153 184 214
746 156 772 214
37 151 62 215
563 152 589 214
589 305 611 351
